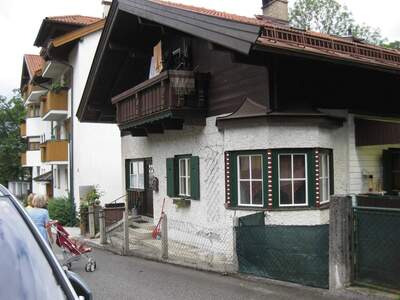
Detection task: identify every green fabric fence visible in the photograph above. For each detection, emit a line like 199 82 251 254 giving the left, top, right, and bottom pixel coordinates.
236 223 329 288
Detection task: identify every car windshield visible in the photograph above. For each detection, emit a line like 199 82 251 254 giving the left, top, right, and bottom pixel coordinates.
0 195 67 300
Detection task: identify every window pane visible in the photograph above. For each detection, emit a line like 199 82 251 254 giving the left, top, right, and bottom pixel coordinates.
279 155 291 179
393 174 400 190
324 178 330 200
280 181 292 205
320 154 326 178
187 159 191 178
239 156 250 179
239 181 250 204
180 177 186 195
138 161 144 175
133 162 138 175
293 155 305 178
138 174 144 189
251 156 262 179
187 177 191 196
252 181 263 205
320 179 325 202
293 180 306 204
132 174 138 188
179 159 186 177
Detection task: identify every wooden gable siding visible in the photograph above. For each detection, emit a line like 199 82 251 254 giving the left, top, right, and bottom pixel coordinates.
191 38 270 117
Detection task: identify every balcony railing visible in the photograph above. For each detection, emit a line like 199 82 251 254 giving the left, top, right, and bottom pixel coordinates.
40 90 68 121
40 140 68 163
112 70 209 132
20 122 26 138
21 152 27 166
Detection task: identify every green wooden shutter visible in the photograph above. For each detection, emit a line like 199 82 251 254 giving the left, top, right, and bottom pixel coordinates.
383 150 393 192
190 156 200 200
166 158 176 197
125 160 130 190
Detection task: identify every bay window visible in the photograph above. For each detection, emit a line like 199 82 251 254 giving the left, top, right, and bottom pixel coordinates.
237 154 263 207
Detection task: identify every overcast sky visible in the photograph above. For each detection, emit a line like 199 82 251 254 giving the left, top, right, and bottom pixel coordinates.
0 0 399 97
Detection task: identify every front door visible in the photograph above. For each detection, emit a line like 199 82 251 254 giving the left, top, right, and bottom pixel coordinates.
126 158 154 218
143 158 154 218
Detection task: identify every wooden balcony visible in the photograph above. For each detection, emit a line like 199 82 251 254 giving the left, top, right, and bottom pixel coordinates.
40 90 68 121
40 140 68 163
21 152 27 166
112 70 209 136
20 122 26 138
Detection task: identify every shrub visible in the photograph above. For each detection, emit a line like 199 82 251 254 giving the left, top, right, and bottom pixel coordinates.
48 196 77 227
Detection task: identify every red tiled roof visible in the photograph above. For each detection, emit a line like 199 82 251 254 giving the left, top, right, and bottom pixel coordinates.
150 0 269 26
46 15 102 26
24 54 44 78
151 0 400 70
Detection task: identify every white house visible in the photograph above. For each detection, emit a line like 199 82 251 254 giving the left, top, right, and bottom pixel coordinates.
20 13 123 206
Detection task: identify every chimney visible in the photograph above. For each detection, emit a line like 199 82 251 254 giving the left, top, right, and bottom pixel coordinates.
102 0 112 18
262 0 289 23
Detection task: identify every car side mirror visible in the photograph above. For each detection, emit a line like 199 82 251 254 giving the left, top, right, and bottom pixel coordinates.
65 270 92 300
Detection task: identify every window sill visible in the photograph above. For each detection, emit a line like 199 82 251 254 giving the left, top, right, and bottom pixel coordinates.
172 197 191 208
226 205 328 212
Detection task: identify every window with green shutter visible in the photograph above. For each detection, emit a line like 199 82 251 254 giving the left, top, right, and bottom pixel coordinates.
225 148 334 210
166 155 200 200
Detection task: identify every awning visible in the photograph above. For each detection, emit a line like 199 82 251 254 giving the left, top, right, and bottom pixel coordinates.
33 171 52 182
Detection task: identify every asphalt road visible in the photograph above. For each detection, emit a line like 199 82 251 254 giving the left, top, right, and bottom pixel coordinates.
63 248 343 300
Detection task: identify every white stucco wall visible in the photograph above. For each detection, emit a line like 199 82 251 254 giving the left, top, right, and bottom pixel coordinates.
121 113 354 255
70 31 123 206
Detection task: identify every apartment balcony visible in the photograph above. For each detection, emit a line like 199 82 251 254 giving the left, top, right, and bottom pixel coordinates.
20 122 26 138
40 90 68 121
21 152 27 166
23 84 47 105
112 70 209 136
40 140 68 164
21 150 41 167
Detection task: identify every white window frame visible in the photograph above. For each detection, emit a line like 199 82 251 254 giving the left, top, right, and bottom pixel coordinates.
237 154 264 207
319 152 330 204
278 153 308 207
129 160 144 190
178 158 191 197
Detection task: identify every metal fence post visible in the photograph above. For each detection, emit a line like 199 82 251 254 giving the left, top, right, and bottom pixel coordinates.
329 195 352 291
232 217 239 272
99 208 107 245
161 213 168 259
122 211 129 256
88 206 95 239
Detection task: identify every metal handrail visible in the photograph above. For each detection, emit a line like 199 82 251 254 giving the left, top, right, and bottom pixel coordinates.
106 194 127 206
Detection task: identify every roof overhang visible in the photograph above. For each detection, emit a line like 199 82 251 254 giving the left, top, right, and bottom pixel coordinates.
77 0 261 123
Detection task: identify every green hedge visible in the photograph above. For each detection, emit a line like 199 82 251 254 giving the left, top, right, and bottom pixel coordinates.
48 197 77 227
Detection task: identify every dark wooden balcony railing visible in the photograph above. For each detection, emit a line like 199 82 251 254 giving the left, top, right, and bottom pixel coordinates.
112 70 209 129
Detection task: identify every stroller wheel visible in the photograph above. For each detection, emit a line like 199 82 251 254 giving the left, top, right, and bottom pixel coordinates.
90 262 96 272
85 263 91 272
66 263 72 270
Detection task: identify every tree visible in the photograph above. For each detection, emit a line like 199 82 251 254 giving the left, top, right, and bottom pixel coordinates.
289 0 386 45
383 41 400 50
0 90 26 186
